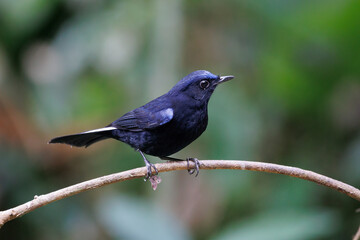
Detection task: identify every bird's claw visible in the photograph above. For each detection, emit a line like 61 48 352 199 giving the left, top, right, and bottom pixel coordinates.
186 157 200 177
144 162 158 181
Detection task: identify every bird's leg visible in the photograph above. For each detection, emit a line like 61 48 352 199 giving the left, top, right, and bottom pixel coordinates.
138 150 158 180
160 156 200 177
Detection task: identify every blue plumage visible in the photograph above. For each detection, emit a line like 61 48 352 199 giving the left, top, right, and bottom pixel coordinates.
49 70 234 178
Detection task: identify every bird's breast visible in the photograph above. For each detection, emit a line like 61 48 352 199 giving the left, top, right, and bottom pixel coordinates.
173 107 208 136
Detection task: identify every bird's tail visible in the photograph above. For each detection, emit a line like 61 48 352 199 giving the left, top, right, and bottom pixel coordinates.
49 127 117 148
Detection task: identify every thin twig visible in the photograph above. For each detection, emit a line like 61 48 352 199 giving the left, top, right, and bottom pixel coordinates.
0 160 359 228
354 226 360 240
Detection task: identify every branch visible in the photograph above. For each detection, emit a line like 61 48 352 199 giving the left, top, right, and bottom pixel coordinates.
1 160 359 228
354 226 360 240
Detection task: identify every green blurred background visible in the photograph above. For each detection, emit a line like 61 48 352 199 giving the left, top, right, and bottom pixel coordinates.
0 0 359 239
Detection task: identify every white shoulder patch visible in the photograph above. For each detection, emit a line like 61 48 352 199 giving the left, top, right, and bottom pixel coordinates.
161 108 174 121
82 126 117 134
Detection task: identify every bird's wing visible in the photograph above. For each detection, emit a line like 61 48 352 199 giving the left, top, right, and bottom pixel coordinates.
110 107 174 131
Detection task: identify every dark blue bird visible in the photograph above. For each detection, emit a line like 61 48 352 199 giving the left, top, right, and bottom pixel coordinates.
49 70 234 179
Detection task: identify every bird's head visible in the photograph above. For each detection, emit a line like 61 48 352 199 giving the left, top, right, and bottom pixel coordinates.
169 70 234 103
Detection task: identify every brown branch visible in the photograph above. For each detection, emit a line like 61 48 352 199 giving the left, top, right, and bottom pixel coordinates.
1 160 359 228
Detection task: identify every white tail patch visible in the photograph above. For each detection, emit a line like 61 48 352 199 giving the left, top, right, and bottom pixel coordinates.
82 127 117 134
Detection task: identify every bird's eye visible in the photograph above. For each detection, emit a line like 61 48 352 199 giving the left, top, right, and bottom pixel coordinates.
199 80 210 89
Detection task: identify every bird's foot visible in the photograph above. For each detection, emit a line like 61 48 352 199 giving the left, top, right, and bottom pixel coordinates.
186 157 200 177
144 161 158 181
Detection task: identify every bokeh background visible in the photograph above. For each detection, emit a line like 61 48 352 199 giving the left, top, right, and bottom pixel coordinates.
0 0 359 239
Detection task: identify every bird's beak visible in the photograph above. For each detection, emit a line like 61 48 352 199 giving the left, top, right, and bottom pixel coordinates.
218 75 234 84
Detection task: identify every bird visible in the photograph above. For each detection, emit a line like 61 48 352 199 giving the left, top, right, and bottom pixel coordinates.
49 70 234 179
